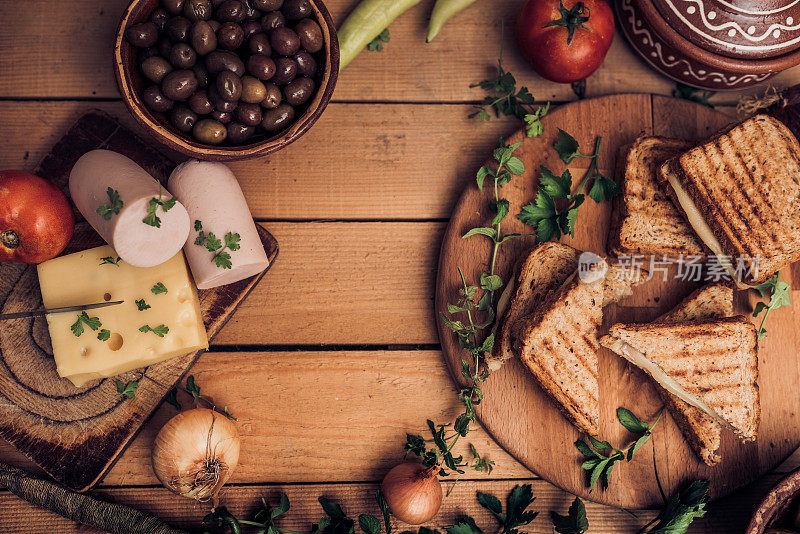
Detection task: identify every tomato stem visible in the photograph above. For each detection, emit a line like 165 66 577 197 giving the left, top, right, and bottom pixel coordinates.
0 230 19 250
543 1 590 45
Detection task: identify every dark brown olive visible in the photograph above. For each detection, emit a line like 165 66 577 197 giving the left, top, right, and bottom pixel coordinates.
261 103 294 131
171 105 198 132
271 56 297 85
193 119 227 144
217 22 244 49
191 21 218 55
161 69 198 100
260 82 281 108
249 32 271 55
166 16 192 42
205 50 245 75
126 22 158 48
235 102 262 125
247 54 276 80
242 0 261 19
143 85 174 112
189 90 214 114
293 50 316 77
141 56 173 83
170 43 197 68
162 0 186 15
139 46 160 61
240 75 267 103
254 0 282 9
209 86 239 111
184 0 213 20
193 63 210 87
226 122 255 143
295 18 323 53
211 0 226 6
216 70 243 101
208 20 221 31
217 0 245 22
283 76 314 106
260 10 285 30
282 0 310 20
270 27 300 56
150 8 170 31
242 19 262 39
158 37 173 57
211 110 233 123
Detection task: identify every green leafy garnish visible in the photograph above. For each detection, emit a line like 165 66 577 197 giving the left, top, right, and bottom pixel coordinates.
142 192 177 228
134 299 150 311
70 312 102 337
640 480 709 533
524 102 549 138
673 83 715 108
165 389 181 410
96 188 123 220
404 418 491 483
151 282 167 294
116 379 139 399
575 408 663 490
367 28 389 51
753 272 791 341
99 256 121 266
97 329 111 341
470 443 495 474
166 375 236 419
139 324 169 337
194 220 241 269
551 497 588 534
232 493 291 532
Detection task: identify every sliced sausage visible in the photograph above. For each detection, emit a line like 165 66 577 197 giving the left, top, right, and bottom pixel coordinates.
69 150 191 267
167 160 268 289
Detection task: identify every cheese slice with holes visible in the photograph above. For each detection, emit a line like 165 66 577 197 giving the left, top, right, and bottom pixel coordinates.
37 245 208 387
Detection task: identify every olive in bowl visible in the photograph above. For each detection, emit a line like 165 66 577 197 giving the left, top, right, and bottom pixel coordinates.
115 0 338 160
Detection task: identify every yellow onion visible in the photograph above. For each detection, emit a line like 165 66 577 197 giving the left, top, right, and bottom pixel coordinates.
380 462 443 524
151 408 240 506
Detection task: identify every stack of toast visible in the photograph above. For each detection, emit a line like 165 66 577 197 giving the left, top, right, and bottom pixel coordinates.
488 113 800 466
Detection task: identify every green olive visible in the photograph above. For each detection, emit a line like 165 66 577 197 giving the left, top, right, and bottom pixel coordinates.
141 56 173 84
240 75 267 103
261 103 294 132
193 119 228 144
191 21 218 55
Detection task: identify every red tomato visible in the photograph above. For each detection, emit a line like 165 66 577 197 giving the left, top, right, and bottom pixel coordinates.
515 0 615 83
0 171 74 264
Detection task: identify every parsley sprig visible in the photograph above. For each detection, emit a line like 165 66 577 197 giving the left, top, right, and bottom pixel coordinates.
518 130 619 242
194 220 242 269
151 282 168 294
447 485 538 534
70 311 101 337
116 379 139 399
575 408 663 491
99 256 121 266
165 375 236 420
134 299 150 311
673 83 715 108
139 324 169 337
143 189 177 228
367 29 389 51
638 480 709 534
752 272 791 341
96 187 123 220
550 497 588 534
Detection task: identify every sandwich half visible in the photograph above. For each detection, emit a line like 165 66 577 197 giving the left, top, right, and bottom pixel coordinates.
511 260 646 436
487 242 580 371
608 136 704 258
600 315 760 443
657 114 800 284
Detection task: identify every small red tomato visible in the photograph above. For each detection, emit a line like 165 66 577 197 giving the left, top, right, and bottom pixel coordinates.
0 171 74 264
516 0 615 83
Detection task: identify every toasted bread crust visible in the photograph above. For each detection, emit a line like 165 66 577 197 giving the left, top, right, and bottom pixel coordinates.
609 136 704 258
658 115 800 284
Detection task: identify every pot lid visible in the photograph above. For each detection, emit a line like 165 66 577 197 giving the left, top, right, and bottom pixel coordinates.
650 0 800 59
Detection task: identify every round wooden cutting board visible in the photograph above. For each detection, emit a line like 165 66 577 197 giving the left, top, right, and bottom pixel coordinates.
435 94 800 509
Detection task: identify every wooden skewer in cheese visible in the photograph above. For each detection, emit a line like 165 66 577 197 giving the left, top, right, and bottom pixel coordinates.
69 150 190 267
167 160 269 290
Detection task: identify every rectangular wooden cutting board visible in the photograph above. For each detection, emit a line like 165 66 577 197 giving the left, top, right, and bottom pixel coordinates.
0 110 278 491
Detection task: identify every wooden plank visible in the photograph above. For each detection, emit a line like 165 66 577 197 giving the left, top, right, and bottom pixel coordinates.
1 0 798 103
0 475 780 533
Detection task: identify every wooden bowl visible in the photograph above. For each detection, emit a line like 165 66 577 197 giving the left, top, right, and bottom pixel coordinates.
114 0 338 161
746 467 800 534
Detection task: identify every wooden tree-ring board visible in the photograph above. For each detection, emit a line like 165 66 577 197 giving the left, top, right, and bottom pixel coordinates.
436 94 800 509
0 110 278 491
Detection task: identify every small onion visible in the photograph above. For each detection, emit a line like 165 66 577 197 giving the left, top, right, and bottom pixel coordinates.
152 408 241 505
380 462 443 525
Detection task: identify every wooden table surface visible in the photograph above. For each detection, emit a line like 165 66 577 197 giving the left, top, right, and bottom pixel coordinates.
2 1 800 532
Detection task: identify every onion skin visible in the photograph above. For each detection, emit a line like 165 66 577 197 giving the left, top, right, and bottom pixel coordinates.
380 462 443 525
152 408 241 504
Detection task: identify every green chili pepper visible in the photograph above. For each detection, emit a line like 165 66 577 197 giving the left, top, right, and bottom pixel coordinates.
427 0 479 42
338 0 423 69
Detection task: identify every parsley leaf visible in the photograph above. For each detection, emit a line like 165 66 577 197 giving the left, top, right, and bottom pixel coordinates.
367 28 390 51
358 515 381 534
643 480 709 533
96 188 123 220
588 171 621 203
151 282 168 294
551 497 588 534
673 83 715 108
142 192 177 228
752 272 791 341
99 256 121 266
116 379 139 399
70 312 102 337
139 324 169 337
554 129 583 164
475 484 538 534
134 299 151 311
524 102 549 138
97 329 111 341
166 389 181 410
194 220 241 270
